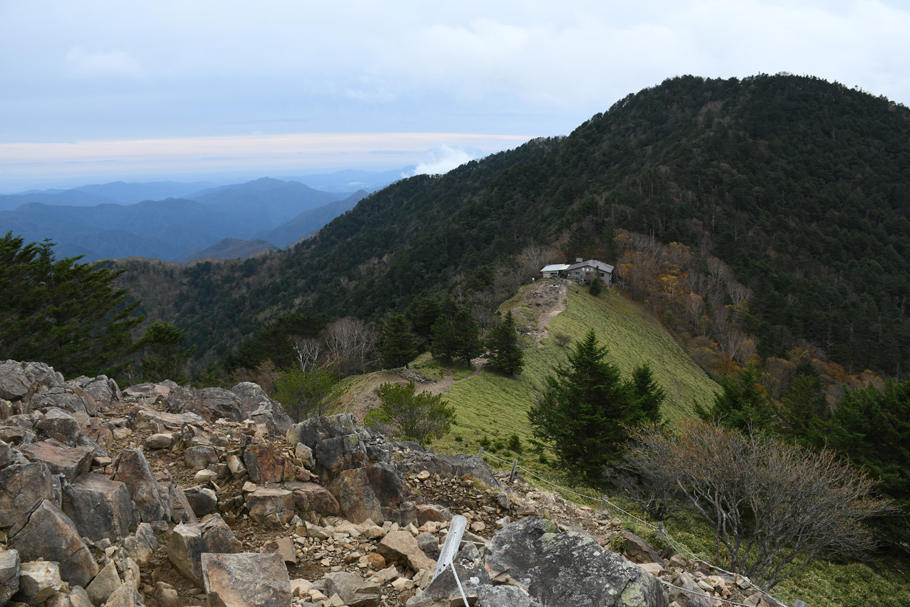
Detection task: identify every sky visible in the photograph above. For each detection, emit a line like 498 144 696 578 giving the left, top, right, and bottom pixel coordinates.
1 0 909 192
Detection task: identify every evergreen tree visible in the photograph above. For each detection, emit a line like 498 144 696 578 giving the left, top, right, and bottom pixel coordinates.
485 311 524 375
627 363 665 424
139 321 195 383
695 363 775 432
0 232 141 377
378 315 418 368
528 329 663 485
589 276 603 296
430 307 483 367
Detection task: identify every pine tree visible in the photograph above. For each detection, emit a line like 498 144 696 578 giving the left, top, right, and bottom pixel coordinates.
627 363 665 424
528 329 662 485
430 307 483 367
378 315 418 368
485 311 524 375
0 232 141 377
695 363 775 432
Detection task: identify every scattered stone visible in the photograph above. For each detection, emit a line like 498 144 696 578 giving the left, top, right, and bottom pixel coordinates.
145 432 175 449
201 552 292 607
322 571 381 607
122 523 159 567
184 486 218 517
227 454 247 479
378 530 436 573
36 408 81 445
194 469 218 485
290 578 313 597
13 560 63 605
262 536 298 565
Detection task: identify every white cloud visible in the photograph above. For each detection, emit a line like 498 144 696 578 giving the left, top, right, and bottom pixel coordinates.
64 46 144 79
409 146 478 176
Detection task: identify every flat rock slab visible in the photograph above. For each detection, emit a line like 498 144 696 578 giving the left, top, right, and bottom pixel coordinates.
22 439 93 482
485 516 668 607
202 552 291 607
132 407 205 431
10 499 99 588
323 571 381 607
63 472 139 542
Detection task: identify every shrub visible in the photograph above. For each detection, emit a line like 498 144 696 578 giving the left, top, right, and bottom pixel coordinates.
365 382 455 447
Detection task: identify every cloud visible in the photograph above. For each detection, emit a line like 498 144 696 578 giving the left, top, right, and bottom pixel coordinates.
65 46 144 79
409 146 478 176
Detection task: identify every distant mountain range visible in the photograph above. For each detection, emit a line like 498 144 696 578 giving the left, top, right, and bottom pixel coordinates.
0 173 385 262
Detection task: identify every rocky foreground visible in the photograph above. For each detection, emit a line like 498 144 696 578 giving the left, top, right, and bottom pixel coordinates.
0 361 777 607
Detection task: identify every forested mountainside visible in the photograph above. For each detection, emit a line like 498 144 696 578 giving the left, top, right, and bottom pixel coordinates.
115 74 910 375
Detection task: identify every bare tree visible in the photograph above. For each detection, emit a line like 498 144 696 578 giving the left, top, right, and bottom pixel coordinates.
727 281 753 305
324 317 377 376
294 337 323 373
685 293 707 331
626 422 892 590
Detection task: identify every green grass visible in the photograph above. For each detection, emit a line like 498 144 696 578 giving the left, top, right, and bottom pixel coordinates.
432 284 719 456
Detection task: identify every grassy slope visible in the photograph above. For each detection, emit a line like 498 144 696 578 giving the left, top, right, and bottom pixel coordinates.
430 284 720 456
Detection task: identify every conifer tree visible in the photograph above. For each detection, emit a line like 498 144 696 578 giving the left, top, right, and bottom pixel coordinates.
139 321 195 383
378 315 418 368
485 311 524 375
430 307 483 367
529 329 664 485
0 232 141 377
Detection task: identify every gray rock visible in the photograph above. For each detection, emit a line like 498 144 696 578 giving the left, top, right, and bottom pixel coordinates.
166 386 244 423
246 488 296 528
477 586 539 607
0 438 13 468
21 440 93 482
485 517 668 607
397 452 500 489
63 473 139 542
103 583 143 607
10 499 99 588
407 543 489 607
184 486 218 517
111 448 169 523
323 571 381 607
145 433 175 449
122 522 159 567
68 375 121 414
46 585 94 607
36 408 81 445
168 514 242 585
286 482 340 516
159 473 198 525
0 460 57 537
232 382 293 436
327 462 415 525
201 552 291 607
86 560 121 606
184 445 218 471
286 414 369 479
0 360 31 402
12 560 62 605
0 549 20 605
378 530 436 573
417 532 441 560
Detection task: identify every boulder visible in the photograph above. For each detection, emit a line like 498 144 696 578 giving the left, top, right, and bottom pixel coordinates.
232 382 293 435
0 360 31 402
416 504 451 525
201 552 292 607
68 374 121 414
378 530 436 573
477 586 539 607
21 440 93 482
166 386 244 423
242 442 295 484
130 407 205 432
46 585 94 607
31 390 92 416
0 460 57 537
396 452 500 489
261 536 297 565
287 482 340 516
36 408 81 445
184 445 219 471
10 500 99 588
327 462 415 525
184 486 218 517
621 531 665 566
226 454 246 479
103 583 143 607
286 414 369 479
0 549 20 605
484 517 668 607
322 571 381 607
62 473 139 542
406 543 489 607
122 522 159 567
111 448 169 523
13 560 62 605
168 514 242 585
145 432 175 449
246 487 297 528
86 560 121 606
416 532 440 561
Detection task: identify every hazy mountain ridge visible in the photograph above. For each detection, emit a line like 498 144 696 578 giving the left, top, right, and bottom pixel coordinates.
113 74 910 376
